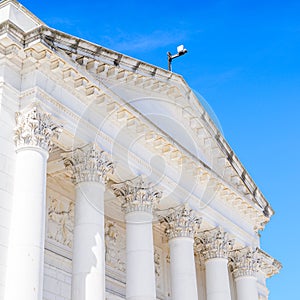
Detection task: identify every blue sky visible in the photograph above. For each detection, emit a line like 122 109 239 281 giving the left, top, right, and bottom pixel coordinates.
20 0 299 298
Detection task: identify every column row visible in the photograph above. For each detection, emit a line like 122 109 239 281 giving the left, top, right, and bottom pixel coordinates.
163 207 261 300
5 106 265 300
195 227 261 300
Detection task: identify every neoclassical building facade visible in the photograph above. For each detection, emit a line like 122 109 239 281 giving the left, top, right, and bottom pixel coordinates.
0 1 281 300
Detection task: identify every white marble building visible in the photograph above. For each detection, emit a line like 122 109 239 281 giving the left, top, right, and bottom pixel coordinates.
0 1 281 299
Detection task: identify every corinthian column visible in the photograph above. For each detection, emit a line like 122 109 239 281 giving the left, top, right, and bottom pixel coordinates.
163 205 201 300
63 144 113 300
5 106 62 300
196 227 234 300
231 248 260 300
112 177 162 300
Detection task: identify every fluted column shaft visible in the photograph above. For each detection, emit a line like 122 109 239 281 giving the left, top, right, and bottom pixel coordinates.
232 248 260 300
113 178 161 300
64 145 113 300
164 205 201 300
197 228 233 300
5 106 61 300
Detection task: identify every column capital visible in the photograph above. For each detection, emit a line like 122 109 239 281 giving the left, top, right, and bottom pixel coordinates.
231 247 261 279
63 144 114 185
14 105 62 152
196 227 234 260
163 205 201 239
254 248 282 279
112 176 162 214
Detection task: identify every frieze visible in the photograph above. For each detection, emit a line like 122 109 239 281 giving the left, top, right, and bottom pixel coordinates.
105 221 126 273
47 195 74 248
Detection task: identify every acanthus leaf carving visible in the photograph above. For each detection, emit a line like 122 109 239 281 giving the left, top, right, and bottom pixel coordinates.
195 227 234 260
14 105 62 152
230 247 261 278
163 204 202 239
63 143 114 185
112 176 162 214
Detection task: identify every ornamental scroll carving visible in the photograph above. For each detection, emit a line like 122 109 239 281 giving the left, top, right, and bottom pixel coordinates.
230 247 261 278
195 227 234 260
112 177 162 214
14 105 62 152
63 144 114 185
163 205 202 239
47 196 74 248
105 221 126 272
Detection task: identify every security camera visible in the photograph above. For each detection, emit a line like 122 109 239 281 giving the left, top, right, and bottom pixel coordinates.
177 45 188 55
167 44 188 71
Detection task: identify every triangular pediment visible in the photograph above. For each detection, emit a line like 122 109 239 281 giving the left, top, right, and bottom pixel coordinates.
49 43 271 222
0 2 273 230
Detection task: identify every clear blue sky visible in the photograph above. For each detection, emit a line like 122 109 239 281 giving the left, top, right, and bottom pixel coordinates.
20 0 299 298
